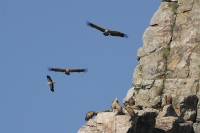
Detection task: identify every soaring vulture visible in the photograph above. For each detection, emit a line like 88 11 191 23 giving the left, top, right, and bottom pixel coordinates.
48 67 87 75
46 75 56 92
86 21 128 38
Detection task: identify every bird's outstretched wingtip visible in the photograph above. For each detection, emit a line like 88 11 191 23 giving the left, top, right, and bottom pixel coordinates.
124 34 128 38
86 21 92 26
48 67 52 71
84 68 88 73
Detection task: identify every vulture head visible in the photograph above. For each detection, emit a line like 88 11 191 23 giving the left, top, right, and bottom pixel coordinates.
103 29 109 36
64 69 70 75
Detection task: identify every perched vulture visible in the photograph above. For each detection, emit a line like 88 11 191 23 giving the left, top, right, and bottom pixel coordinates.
85 111 98 121
111 97 123 114
48 67 87 75
46 75 56 92
128 97 135 106
86 21 128 38
111 97 119 110
124 106 136 117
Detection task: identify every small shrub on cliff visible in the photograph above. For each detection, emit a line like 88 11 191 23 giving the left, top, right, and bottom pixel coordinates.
198 65 200 78
157 83 164 95
171 2 178 14
162 47 170 61
162 52 167 61
170 23 176 34
167 43 170 51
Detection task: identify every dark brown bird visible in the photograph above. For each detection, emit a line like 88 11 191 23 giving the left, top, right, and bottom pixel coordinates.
125 106 136 117
111 97 123 114
46 75 56 92
111 97 118 110
87 21 128 38
128 97 135 106
127 97 142 110
85 111 98 121
48 67 87 75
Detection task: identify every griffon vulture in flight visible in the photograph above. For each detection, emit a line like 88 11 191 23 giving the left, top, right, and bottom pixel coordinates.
48 67 87 75
46 75 56 92
86 21 128 38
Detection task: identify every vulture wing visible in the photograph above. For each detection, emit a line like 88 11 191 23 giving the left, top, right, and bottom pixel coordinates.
47 75 54 92
109 30 128 38
87 21 106 32
47 75 53 82
48 67 66 72
69 68 87 73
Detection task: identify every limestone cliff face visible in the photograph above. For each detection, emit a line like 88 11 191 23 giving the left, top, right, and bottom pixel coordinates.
132 0 199 111
127 0 200 132
78 0 200 132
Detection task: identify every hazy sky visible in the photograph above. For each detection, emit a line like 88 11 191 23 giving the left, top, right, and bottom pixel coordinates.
0 1 160 132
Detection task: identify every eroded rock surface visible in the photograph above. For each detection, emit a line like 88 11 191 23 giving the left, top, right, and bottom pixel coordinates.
129 0 200 132
78 111 157 133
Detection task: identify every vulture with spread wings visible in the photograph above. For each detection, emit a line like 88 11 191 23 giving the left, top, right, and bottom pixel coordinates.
48 67 87 75
86 21 128 38
46 75 56 92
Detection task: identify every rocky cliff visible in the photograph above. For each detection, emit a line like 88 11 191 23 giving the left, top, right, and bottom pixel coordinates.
78 0 200 132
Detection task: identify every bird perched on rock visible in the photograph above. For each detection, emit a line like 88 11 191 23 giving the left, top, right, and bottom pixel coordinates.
128 97 135 106
124 106 137 117
46 75 56 92
127 97 142 110
48 67 87 75
111 97 123 114
85 111 98 121
86 21 128 38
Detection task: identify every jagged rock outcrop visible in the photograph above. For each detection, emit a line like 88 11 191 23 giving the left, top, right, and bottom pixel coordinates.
78 110 157 133
124 0 200 132
79 0 200 132
78 112 133 133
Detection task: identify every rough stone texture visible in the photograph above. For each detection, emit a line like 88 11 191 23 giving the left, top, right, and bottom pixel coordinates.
193 123 200 133
78 112 132 133
131 0 200 113
155 116 179 132
196 88 200 122
155 117 194 133
78 111 157 133
131 0 200 120
178 121 194 133
134 111 157 133
157 105 178 118
180 95 198 122
130 0 200 132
